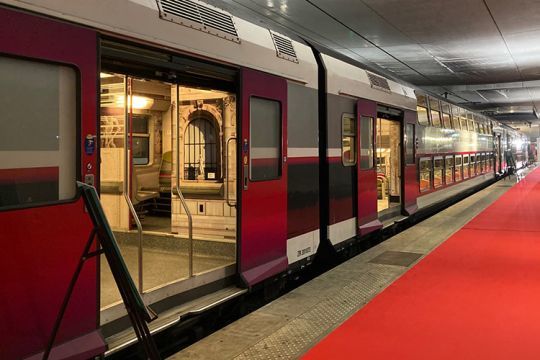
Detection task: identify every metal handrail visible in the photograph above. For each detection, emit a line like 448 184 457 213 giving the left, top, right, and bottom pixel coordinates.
124 77 144 292
173 94 194 277
225 137 237 208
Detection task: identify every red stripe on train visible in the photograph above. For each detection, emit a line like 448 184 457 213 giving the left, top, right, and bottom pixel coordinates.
0 167 59 184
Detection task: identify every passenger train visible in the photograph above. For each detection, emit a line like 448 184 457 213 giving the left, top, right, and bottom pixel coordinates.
0 1 529 358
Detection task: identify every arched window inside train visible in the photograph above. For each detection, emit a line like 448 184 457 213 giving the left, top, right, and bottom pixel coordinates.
184 114 219 181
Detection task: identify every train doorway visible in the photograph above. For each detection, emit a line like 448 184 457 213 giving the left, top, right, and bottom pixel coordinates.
375 109 402 218
99 72 237 314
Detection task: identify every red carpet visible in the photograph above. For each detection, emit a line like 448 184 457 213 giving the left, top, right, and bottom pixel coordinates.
304 169 540 360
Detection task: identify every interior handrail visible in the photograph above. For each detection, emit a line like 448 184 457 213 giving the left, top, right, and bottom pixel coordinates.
225 137 237 208
173 95 194 277
125 77 144 292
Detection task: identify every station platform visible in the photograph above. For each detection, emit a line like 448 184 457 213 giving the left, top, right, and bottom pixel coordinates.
170 166 538 360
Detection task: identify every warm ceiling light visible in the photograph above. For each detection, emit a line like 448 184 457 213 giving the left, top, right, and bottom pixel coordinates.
100 72 113 78
115 95 154 110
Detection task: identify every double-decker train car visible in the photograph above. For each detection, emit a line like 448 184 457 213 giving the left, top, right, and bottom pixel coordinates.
0 1 529 358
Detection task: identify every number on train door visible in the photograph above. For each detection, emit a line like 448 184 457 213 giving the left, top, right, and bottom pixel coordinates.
239 68 288 286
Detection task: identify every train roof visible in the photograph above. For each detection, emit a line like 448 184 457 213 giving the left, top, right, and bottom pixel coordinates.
3 0 318 88
322 53 417 111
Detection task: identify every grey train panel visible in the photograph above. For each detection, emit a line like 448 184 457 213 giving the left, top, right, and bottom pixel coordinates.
327 93 356 223
287 82 320 238
327 93 356 149
287 83 318 149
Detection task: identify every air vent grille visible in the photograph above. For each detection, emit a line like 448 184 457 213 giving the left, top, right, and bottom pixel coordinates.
270 31 298 63
367 72 391 92
158 0 240 43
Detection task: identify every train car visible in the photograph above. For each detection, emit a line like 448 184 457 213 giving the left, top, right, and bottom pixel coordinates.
0 1 529 358
0 1 320 358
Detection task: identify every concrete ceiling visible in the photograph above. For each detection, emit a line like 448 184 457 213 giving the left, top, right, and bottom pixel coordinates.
201 0 540 129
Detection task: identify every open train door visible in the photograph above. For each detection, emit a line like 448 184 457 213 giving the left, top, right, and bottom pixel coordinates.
402 110 419 215
357 99 382 236
239 68 288 286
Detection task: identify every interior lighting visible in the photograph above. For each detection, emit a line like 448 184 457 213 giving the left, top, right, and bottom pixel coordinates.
100 72 113 78
116 95 154 110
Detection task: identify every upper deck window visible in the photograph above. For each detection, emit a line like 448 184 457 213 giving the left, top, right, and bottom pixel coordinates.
0 56 77 209
417 95 429 126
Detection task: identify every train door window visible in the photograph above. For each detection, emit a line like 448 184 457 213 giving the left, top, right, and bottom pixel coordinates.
463 155 470 179
445 156 454 184
0 56 77 209
341 114 356 166
470 154 476 176
433 156 444 188
250 97 281 181
481 153 487 173
360 116 374 169
455 155 463 182
419 157 432 192
405 123 415 164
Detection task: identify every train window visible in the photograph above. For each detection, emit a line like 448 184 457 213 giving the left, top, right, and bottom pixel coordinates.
417 106 429 126
468 120 475 132
455 155 463 182
442 103 451 114
474 122 480 133
452 114 461 130
430 110 442 127
463 155 470 179
429 97 440 111
341 114 356 166
417 94 428 107
481 153 487 173
133 115 150 165
442 112 452 129
470 154 476 176
433 157 444 188
445 156 454 184
360 116 374 169
250 97 281 181
0 56 77 209
460 116 468 131
419 157 432 192
405 123 415 165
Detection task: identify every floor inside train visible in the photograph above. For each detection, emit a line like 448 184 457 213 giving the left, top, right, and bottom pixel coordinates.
170 166 537 359
100 229 235 308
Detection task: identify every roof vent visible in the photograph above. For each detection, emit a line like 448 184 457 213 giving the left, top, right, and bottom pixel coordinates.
157 0 240 43
270 31 299 63
367 72 391 92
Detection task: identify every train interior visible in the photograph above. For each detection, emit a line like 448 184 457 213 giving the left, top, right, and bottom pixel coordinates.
376 107 402 219
99 73 237 313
